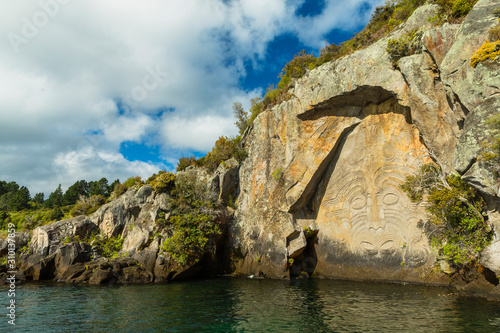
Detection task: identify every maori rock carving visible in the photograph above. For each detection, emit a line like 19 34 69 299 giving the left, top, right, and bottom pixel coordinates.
314 113 432 268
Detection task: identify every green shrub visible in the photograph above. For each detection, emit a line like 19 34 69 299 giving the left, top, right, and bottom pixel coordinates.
161 168 221 266
70 194 105 217
176 156 197 172
478 114 500 177
146 171 176 193
431 0 479 23
386 29 422 66
162 212 220 265
202 136 245 173
451 0 476 18
98 235 124 258
400 165 491 267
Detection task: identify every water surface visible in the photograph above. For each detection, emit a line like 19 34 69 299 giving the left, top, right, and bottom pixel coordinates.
2 278 500 332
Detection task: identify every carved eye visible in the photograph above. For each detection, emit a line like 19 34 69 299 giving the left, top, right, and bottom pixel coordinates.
383 193 399 205
380 240 395 250
351 196 366 209
360 241 377 255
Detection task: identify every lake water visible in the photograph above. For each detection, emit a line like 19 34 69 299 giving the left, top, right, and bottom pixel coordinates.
2 278 500 332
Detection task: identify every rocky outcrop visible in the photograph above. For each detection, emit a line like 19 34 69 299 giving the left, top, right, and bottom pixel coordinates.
231 0 500 293
1 0 499 299
4 171 238 284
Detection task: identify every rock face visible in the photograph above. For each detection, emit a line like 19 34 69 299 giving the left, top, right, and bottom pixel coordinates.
231 0 500 288
1 1 499 297
8 176 236 285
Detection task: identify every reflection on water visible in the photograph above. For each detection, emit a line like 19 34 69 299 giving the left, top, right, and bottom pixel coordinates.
2 278 500 332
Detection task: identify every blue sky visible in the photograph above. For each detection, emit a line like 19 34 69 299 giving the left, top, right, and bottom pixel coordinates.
0 0 383 195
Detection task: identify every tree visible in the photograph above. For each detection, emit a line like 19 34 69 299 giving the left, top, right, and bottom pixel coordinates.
33 193 45 204
63 180 89 206
233 102 249 135
7 186 30 211
45 184 64 208
89 178 111 197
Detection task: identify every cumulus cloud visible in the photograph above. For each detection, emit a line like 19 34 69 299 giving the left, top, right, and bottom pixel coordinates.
0 0 382 194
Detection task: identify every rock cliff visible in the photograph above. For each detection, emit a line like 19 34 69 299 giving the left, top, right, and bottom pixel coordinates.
1 1 499 298
231 0 500 294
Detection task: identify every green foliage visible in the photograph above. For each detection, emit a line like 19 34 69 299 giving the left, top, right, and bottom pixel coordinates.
400 166 491 267
430 0 479 24
161 168 221 266
233 102 249 135
247 97 264 126
201 136 245 173
176 156 197 172
493 7 500 17
163 212 220 265
100 235 124 258
44 184 64 208
69 194 105 217
470 40 500 67
386 29 422 66
123 176 143 189
450 0 477 18
110 176 142 199
146 171 176 193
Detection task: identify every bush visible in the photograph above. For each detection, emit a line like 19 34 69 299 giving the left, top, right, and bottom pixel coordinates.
431 0 479 23
202 136 245 173
386 29 423 66
70 194 105 217
161 168 221 266
146 171 176 193
451 0 476 18
176 156 197 172
110 176 142 199
470 41 500 67
162 212 220 265
400 165 491 267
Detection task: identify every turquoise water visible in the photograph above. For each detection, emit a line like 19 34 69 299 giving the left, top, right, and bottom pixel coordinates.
2 278 500 332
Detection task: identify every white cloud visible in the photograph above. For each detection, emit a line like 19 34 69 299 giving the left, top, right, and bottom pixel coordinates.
0 0 382 194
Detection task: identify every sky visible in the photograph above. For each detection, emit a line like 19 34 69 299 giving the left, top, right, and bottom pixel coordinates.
0 0 383 196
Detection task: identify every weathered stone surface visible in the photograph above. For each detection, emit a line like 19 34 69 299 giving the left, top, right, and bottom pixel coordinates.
287 231 306 259
422 23 459 67
54 242 92 272
30 216 97 256
0 231 31 256
20 254 56 281
455 97 500 195
399 53 462 172
301 111 435 279
132 238 159 273
440 0 500 111
231 5 455 284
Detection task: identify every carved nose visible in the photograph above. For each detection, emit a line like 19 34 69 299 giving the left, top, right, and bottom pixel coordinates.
367 194 386 229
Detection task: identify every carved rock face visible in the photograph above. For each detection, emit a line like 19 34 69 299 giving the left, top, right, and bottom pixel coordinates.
311 113 432 271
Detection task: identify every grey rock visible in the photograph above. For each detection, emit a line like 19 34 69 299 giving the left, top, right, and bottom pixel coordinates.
30 216 97 256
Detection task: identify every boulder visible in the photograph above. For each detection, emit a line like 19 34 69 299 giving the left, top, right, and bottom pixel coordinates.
0 231 31 256
29 216 97 256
